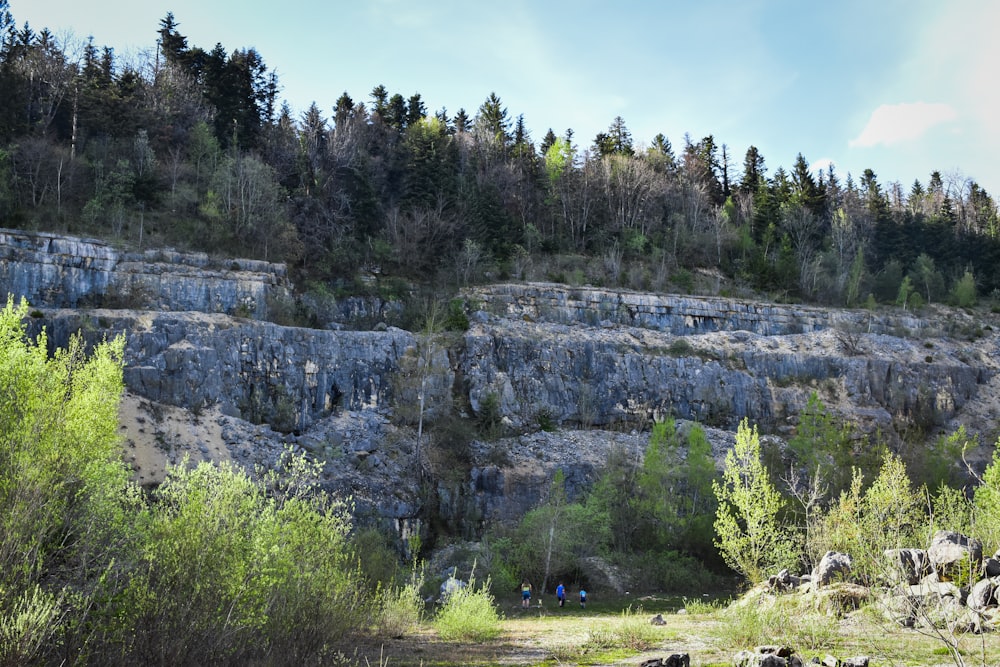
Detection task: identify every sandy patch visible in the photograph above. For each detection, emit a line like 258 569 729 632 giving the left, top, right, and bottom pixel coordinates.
118 391 232 485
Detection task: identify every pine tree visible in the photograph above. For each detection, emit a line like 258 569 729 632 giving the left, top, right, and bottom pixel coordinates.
474 92 510 149
333 91 353 130
791 153 825 216
739 146 766 195
369 84 388 122
539 128 557 156
405 92 425 127
452 108 470 133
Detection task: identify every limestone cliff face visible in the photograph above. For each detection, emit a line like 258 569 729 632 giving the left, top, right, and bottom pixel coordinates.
38 310 418 431
461 284 993 437
3 231 999 533
0 228 288 318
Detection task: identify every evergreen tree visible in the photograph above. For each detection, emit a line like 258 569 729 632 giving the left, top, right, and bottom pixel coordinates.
594 116 634 157
790 153 825 216
369 84 388 122
474 92 510 150
738 146 766 195
682 134 724 204
539 128 557 156
384 93 407 131
512 113 534 159
405 92 425 127
647 133 676 173
452 107 470 133
333 91 354 130
157 12 189 65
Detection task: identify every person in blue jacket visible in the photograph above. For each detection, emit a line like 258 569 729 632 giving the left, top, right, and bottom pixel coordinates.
556 582 566 607
579 588 587 608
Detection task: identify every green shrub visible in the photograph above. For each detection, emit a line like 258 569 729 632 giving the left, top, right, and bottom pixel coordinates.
535 406 557 432
477 392 504 439
0 585 61 666
375 571 424 639
119 451 368 664
713 419 799 584
682 596 725 614
443 298 470 331
433 575 503 642
667 338 693 357
719 593 785 648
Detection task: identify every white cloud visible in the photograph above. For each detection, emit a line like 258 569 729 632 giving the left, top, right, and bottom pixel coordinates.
810 157 835 175
849 102 957 148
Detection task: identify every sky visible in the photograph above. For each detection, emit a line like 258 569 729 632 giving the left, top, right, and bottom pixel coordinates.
12 0 1000 197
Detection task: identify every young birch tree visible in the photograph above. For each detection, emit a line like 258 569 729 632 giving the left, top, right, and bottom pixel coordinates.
713 418 798 584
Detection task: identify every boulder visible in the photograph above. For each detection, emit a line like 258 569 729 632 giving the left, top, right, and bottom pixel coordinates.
733 651 787 667
886 581 966 628
639 654 689 667
768 568 802 592
733 646 800 667
803 583 870 616
812 551 853 587
884 548 930 585
968 577 1000 612
982 556 1000 578
928 531 983 582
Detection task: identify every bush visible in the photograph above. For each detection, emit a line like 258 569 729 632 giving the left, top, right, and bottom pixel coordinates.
433 575 503 642
119 452 368 664
477 392 504 439
375 571 424 639
0 296 133 662
443 298 470 331
0 585 61 666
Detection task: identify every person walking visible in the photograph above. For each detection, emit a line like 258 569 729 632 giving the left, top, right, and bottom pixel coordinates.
579 588 587 608
521 580 532 608
556 582 565 607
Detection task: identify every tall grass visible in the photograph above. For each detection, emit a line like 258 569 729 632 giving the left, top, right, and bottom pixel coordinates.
585 606 663 652
720 592 838 652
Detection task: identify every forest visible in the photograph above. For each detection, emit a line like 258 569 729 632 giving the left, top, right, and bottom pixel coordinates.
1 4 999 310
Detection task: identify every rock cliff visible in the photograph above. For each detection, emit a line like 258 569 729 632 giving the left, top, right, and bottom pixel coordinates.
3 230 999 537
0 228 289 318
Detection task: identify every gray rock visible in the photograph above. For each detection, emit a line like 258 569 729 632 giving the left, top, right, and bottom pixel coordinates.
812 552 853 587
983 557 1000 578
928 531 983 580
968 577 999 611
0 228 288 318
885 548 931 585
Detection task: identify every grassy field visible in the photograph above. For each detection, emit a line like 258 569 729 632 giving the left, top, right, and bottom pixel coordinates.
344 592 1000 667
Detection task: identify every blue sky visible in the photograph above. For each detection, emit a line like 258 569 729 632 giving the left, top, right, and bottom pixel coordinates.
13 0 1000 197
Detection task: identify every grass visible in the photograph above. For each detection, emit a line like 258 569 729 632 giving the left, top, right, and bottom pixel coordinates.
340 592 1000 667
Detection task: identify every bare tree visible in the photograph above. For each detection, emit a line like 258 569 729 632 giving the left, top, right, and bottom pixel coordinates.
603 154 655 236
